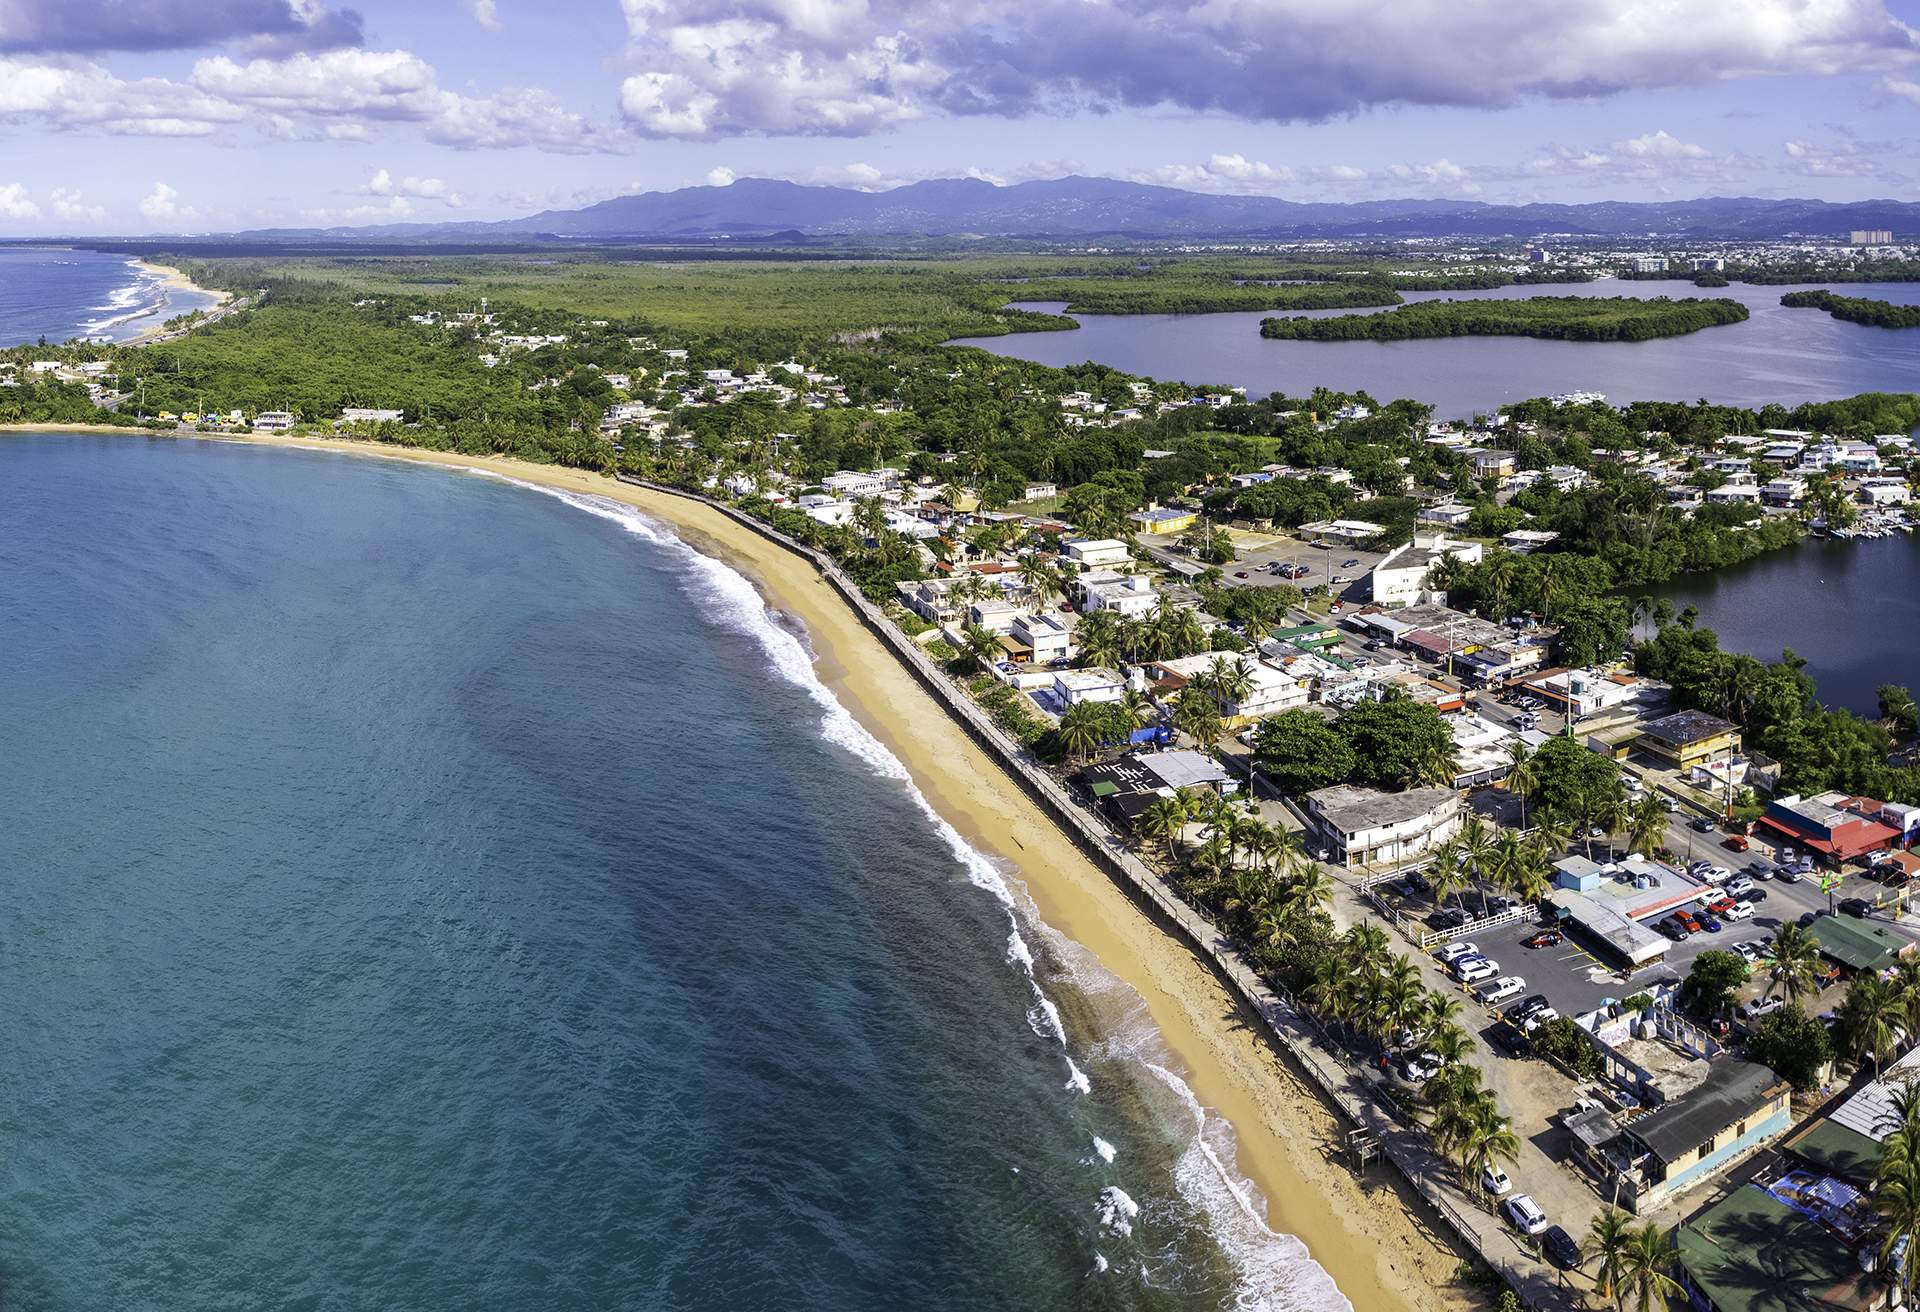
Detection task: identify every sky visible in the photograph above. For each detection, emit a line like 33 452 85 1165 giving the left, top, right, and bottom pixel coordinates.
0 0 1915 234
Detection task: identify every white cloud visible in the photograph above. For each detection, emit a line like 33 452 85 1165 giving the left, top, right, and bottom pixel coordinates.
705 166 735 186
0 56 242 136
1523 130 1728 185
1882 75 1920 104
365 169 462 206
1130 153 1297 194
50 187 104 223
138 181 196 225
612 0 1920 138
0 182 40 220
468 0 502 31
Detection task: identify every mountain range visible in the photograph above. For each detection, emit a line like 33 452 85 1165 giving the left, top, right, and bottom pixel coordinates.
232 176 1920 243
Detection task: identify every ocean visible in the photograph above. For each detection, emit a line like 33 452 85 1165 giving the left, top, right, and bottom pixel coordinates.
0 433 1349 1311
0 247 221 347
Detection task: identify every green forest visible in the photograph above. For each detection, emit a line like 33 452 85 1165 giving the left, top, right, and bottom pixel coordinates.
1258 295 1750 342
1780 290 1920 329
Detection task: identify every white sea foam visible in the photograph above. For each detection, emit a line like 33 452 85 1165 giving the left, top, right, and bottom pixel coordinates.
1090 1136 1117 1164
479 475 1354 1312
1144 1062 1354 1312
1095 1186 1140 1237
79 263 167 336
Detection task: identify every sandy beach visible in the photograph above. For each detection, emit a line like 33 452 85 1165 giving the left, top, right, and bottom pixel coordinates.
126 261 231 343
4 427 1476 1311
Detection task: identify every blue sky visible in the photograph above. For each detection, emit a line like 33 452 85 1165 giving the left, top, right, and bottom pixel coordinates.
0 0 1915 233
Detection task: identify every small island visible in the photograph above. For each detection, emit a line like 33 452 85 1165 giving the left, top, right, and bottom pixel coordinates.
1258 295 1751 342
1780 289 1920 329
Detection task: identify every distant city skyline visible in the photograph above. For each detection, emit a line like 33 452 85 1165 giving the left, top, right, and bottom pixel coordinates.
0 0 1916 234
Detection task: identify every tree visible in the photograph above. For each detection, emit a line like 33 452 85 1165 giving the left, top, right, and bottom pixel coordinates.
1174 688 1223 751
1881 683 1919 737
1745 1004 1834 1091
1625 794 1668 860
1588 1209 1632 1306
1339 695 1456 790
1460 1100 1521 1197
1058 702 1106 765
1505 740 1537 827
1137 794 1189 865
1766 921 1823 1004
1252 709 1356 795
1875 1148 1920 1300
1840 972 1902 1077
961 623 1001 671
1618 1224 1682 1312
1678 950 1749 1019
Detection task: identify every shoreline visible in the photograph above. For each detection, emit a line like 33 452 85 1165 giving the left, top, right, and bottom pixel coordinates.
3 427 1474 1312
126 261 231 343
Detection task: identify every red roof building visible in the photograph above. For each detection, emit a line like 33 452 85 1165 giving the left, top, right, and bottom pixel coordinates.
1758 792 1900 863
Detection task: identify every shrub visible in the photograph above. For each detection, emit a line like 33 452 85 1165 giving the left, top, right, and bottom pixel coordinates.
1530 1016 1602 1078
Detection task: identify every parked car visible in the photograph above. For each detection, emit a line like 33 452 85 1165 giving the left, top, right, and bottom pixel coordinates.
1739 997 1786 1022
1234 570 1249 578
1363 638 1385 652
1435 941 1480 964
1724 901 1755 922
1541 1225 1583 1269
1691 815 1717 833
1398 1051 1445 1083
1427 907 1471 930
1841 897 1872 919
1481 1164 1513 1196
1476 976 1527 1005
1699 911 1724 933
1674 909 1703 934
1706 897 1737 916
1657 917 1688 942
1778 865 1804 885
1342 558 1359 568
1502 1194 1551 1236
1508 994 1553 1024
1724 834 1750 852
1523 929 1564 949
1688 859 1718 879
1489 1021 1532 1057
1726 874 1756 897
1522 1007 1561 1033
1732 940 1764 964
1454 957 1501 984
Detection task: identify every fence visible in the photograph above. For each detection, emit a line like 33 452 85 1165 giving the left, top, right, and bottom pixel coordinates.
616 475 1576 1311
1419 903 1540 949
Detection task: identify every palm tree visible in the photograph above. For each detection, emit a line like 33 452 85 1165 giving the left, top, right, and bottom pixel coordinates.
1280 866 1336 921
1618 1224 1682 1312
1057 702 1105 765
1118 687 1155 732
1175 688 1223 751
1342 924 1391 981
1841 973 1902 1077
1137 795 1189 865
1075 611 1123 670
1460 1101 1521 1197
1876 1148 1920 1299
1587 1209 1634 1306
1427 1020 1475 1067
1506 740 1537 828
1458 816 1494 913
1625 794 1668 861
1017 554 1053 609
1205 655 1254 716
962 624 1000 670
1427 835 1472 920
1766 921 1822 1003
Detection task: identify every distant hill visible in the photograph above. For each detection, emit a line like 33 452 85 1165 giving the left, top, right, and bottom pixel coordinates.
222 176 1920 243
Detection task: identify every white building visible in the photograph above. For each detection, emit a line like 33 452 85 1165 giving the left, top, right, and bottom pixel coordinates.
1080 574 1159 617
1150 654 1308 725
967 597 1025 635
1305 785 1463 869
822 470 888 499
1053 668 1127 707
252 411 295 432
1014 611 1072 663
339 407 405 424
1370 534 1484 608
1860 478 1913 506
1022 482 1058 501
1062 538 1133 569
1418 502 1473 527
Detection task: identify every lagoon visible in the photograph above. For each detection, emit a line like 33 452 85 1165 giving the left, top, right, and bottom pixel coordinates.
950 279 1920 417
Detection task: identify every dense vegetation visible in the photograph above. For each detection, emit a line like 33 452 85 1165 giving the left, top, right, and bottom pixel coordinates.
1252 695 1458 793
1259 295 1750 343
1780 290 1920 329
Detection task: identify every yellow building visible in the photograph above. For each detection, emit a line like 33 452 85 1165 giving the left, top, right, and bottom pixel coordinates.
1128 506 1198 536
1636 710 1742 771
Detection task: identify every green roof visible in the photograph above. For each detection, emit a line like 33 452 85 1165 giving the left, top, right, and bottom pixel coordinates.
1808 912 1908 972
1787 1120 1882 1185
1676 1186 1877 1312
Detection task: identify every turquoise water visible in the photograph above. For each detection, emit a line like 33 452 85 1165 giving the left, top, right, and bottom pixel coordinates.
0 435 1346 1311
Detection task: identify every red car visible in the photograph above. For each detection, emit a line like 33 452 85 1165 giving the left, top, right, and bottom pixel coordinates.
1674 909 1703 934
1723 835 1749 852
1523 930 1564 949
1706 897 1737 916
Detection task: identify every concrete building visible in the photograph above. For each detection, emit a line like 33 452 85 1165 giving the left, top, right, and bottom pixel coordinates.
1851 229 1893 245
1369 533 1484 608
1012 611 1072 664
1758 793 1902 865
1637 710 1742 771
1147 654 1308 726
1303 785 1462 869
339 407 404 424
1079 573 1159 618
252 411 294 432
1061 538 1133 570
1127 505 1198 536
1052 667 1127 707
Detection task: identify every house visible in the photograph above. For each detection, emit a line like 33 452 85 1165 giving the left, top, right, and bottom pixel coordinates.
1022 482 1057 501
1761 477 1807 506
1062 538 1133 570
1303 785 1462 869
1052 667 1126 708
1705 481 1761 505
1858 478 1912 507
1461 448 1517 481
1080 574 1159 617
1369 534 1484 608
339 407 404 424
1544 464 1589 490
821 470 888 499
966 597 1025 635
1128 505 1198 536
1013 611 1072 663
1636 710 1742 771
1146 654 1308 726
1298 518 1385 544
1675 1175 1888 1312
1417 502 1472 527
252 411 295 432
1804 911 1915 975
1612 1061 1792 1210
1500 529 1559 554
